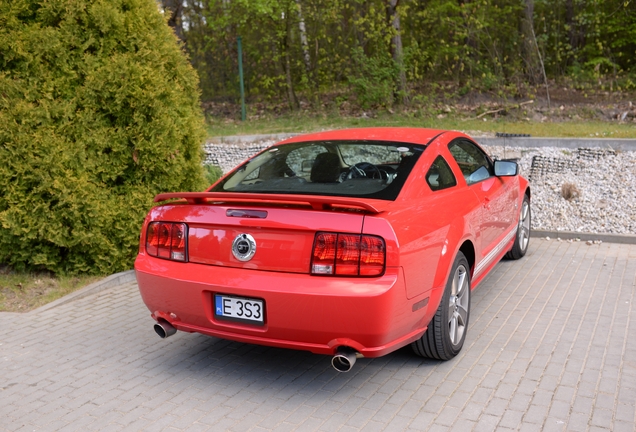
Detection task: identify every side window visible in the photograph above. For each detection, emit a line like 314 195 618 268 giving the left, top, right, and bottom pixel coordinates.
426 156 457 191
448 140 493 185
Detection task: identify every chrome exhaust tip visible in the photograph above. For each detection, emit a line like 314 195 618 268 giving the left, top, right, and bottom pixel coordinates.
331 347 358 372
154 321 177 339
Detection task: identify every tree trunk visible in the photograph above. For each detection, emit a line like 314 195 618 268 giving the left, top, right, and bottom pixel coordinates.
295 0 312 79
386 0 408 105
520 0 541 84
162 0 185 43
566 0 585 63
458 0 478 80
283 12 299 111
284 51 299 111
566 0 575 50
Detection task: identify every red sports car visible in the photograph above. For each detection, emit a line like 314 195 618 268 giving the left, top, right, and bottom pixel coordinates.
135 128 531 372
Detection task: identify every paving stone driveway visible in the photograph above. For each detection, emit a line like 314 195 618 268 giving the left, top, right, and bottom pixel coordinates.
1 239 635 431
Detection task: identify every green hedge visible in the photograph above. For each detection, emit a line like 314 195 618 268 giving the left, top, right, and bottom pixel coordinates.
0 0 207 275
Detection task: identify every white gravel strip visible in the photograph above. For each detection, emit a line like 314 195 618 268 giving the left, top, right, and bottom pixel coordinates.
204 141 636 235
483 145 636 234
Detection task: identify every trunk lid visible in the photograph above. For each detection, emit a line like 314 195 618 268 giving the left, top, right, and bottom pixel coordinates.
148 196 379 273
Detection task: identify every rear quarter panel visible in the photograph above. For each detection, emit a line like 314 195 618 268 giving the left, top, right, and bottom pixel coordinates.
382 134 481 301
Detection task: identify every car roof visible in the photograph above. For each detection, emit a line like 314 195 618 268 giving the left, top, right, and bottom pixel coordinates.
277 127 450 146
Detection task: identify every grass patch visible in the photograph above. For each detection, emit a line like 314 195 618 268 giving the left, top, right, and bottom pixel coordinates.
0 269 104 313
207 112 636 139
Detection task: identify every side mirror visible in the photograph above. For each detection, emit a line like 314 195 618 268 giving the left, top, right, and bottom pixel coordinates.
494 160 518 176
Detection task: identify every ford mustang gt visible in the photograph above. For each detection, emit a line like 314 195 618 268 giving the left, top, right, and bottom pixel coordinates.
135 128 531 372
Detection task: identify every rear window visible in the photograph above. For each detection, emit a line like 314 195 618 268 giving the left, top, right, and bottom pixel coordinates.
210 140 425 200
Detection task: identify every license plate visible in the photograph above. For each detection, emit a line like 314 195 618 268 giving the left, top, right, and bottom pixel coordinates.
214 294 265 325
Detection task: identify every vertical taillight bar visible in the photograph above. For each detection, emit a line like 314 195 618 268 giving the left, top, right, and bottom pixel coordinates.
146 223 159 257
157 223 172 258
170 224 186 261
359 236 385 276
311 233 337 275
335 234 361 275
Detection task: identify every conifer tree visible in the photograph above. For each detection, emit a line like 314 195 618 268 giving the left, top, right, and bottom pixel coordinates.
0 0 207 274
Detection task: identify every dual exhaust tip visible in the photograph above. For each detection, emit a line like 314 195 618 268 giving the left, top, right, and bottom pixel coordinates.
154 321 177 339
331 347 360 373
152 321 360 373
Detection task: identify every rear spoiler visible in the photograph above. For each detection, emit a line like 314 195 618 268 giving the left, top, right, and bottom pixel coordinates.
154 192 383 214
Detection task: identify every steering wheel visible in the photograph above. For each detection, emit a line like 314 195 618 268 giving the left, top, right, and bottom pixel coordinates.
341 162 382 181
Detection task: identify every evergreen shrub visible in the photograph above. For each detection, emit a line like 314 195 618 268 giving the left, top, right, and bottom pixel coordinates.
204 165 223 185
0 0 207 275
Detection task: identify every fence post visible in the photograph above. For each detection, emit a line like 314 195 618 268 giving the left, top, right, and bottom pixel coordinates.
237 36 246 121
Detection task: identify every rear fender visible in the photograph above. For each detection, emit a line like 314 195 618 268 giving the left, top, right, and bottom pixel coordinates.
432 221 475 292
361 216 400 268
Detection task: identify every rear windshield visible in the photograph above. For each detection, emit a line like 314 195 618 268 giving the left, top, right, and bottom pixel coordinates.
210 140 425 200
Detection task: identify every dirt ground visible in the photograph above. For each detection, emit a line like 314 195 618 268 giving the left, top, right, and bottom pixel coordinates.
0 265 101 312
202 85 636 124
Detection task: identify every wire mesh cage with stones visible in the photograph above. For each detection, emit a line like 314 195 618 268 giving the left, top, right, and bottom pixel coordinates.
528 156 581 181
576 147 617 161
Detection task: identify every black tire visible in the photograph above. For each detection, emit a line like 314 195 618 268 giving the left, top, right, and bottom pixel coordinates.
505 194 531 260
412 252 471 360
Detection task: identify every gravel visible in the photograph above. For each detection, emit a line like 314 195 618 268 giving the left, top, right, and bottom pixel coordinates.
204 140 636 235
482 145 636 235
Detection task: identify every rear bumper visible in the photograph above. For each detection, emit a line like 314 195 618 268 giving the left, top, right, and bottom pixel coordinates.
134 253 430 357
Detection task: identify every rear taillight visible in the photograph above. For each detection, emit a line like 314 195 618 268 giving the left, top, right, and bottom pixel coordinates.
311 232 385 277
360 235 386 276
146 222 187 262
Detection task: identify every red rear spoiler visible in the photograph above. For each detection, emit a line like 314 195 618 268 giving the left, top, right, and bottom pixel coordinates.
154 192 383 214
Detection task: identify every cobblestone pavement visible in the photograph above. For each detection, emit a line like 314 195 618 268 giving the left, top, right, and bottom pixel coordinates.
1 240 635 431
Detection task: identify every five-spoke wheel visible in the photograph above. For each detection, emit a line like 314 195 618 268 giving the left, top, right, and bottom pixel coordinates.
506 195 531 260
412 252 471 360
447 263 470 347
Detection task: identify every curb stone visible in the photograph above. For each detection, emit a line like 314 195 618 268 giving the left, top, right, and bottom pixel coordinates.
208 133 299 144
474 137 636 150
30 269 136 314
209 133 636 150
530 229 636 244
